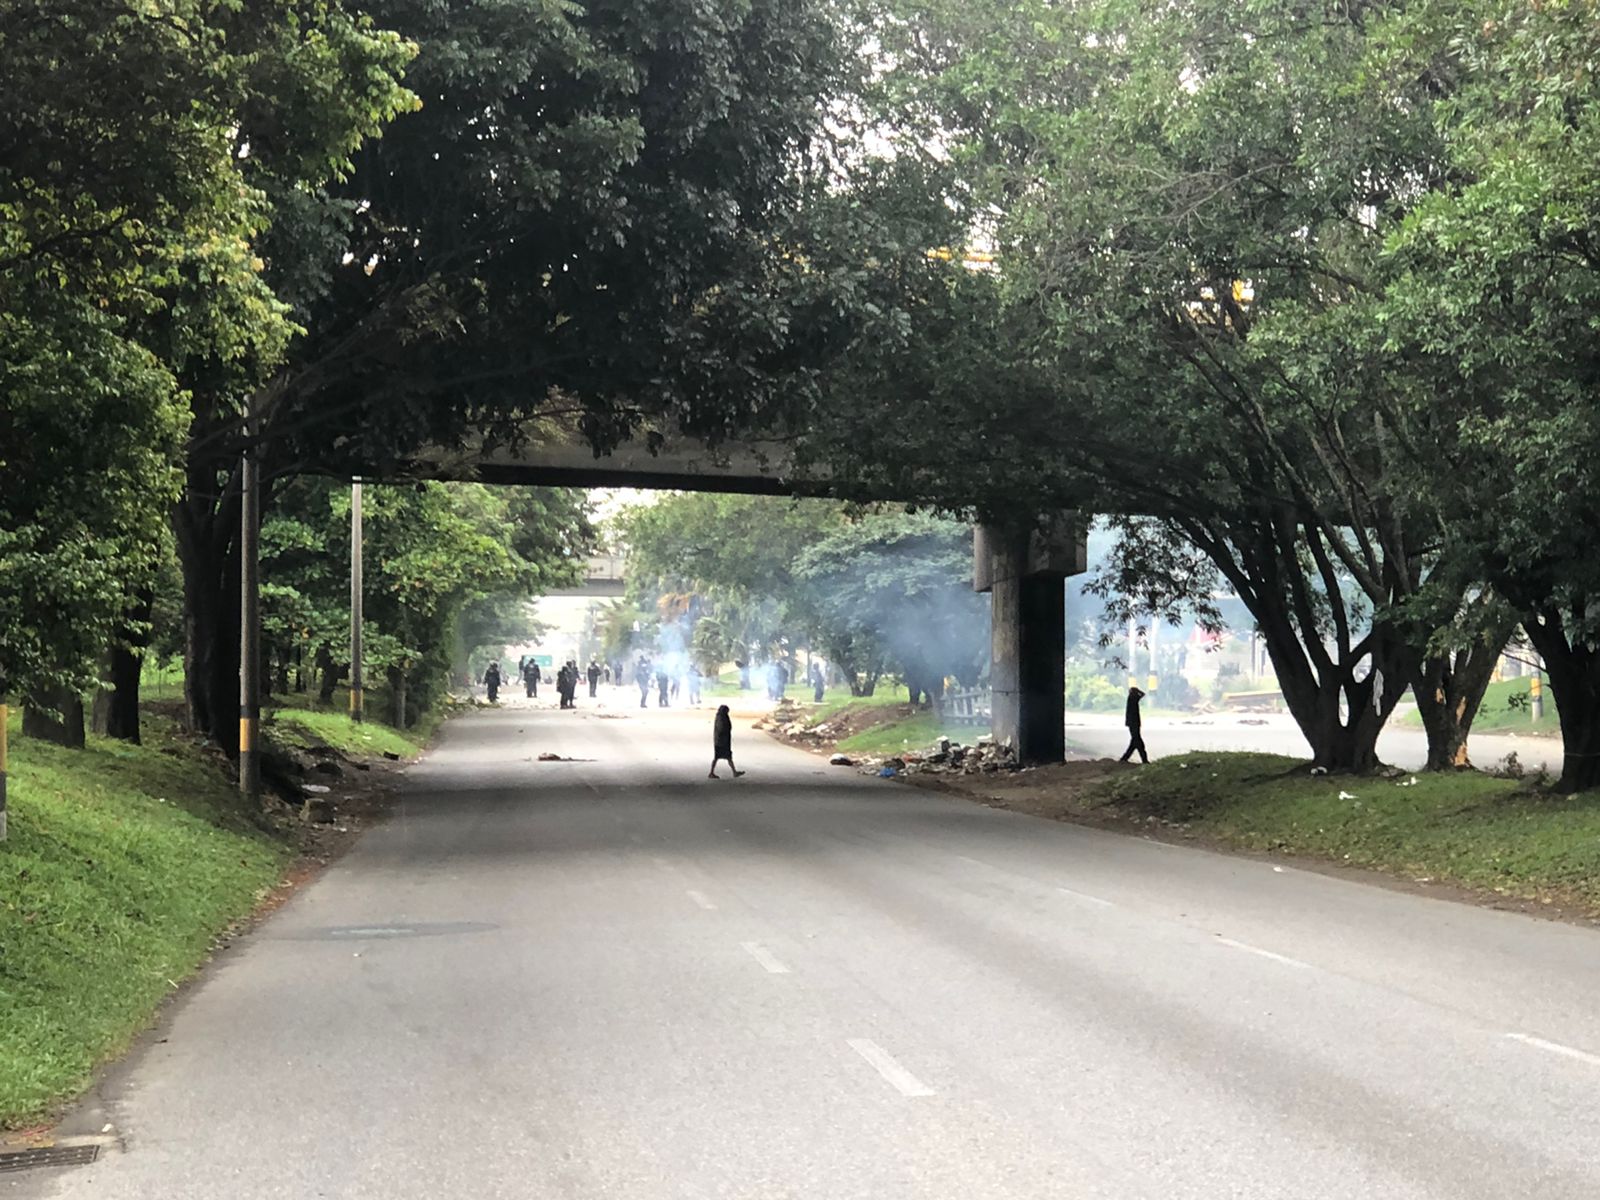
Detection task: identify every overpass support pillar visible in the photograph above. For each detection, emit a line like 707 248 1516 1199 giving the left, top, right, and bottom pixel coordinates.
975 520 1087 765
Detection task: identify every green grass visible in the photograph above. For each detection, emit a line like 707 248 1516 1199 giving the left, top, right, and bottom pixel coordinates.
1400 678 1560 737
1088 752 1600 909
266 706 422 759
0 710 290 1127
837 712 989 755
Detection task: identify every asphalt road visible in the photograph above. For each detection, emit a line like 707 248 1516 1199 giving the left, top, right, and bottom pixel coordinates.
17 692 1600 1199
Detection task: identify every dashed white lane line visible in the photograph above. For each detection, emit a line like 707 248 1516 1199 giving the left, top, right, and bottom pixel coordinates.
1214 936 1311 970
1507 1032 1600 1068
741 942 791 974
1057 886 1115 908
847 1039 936 1097
686 889 717 911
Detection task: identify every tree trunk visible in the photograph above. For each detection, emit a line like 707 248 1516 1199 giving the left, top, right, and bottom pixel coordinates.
316 645 343 705
1412 688 1470 771
25 686 85 748
173 486 241 752
1262 611 1408 775
1411 648 1500 771
1523 610 1600 793
389 665 409 728
93 588 154 743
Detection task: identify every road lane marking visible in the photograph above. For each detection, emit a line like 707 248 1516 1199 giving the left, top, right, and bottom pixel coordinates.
1214 936 1310 969
741 942 790 974
1507 1033 1600 1068
686 889 717 911
1057 886 1114 908
847 1039 936 1097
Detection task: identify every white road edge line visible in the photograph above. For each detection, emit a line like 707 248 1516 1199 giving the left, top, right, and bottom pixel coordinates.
686 889 717 911
1214 936 1311 969
1057 886 1114 908
741 942 791 974
847 1039 936 1097
1507 1032 1600 1068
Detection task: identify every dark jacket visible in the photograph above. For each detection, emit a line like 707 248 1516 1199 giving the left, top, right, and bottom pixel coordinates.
713 710 733 754
1125 688 1145 729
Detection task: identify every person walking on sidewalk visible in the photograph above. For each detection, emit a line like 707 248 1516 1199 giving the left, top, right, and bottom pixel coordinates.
1119 686 1149 764
709 705 745 779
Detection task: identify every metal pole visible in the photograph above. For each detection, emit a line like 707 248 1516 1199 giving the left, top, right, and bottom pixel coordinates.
1531 668 1544 723
350 478 364 724
0 692 9 842
239 406 261 801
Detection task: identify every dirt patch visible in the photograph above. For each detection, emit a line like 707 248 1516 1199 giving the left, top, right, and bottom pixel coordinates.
903 759 1133 822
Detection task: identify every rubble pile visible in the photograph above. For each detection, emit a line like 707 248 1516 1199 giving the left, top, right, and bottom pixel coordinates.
753 699 840 742
854 734 1020 779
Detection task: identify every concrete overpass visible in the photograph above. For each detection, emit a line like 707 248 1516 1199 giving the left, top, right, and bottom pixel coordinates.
544 553 627 598
411 430 1088 764
416 432 819 496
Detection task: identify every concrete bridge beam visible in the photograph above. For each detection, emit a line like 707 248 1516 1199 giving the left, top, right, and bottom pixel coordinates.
975 520 1087 765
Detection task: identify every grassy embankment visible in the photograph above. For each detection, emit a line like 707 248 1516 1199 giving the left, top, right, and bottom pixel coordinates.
1400 678 1559 737
1079 752 1600 910
0 710 287 1128
267 689 432 758
790 688 991 756
0 681 432 1129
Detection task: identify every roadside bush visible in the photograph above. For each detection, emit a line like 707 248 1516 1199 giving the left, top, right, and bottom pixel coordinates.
1065 671 1125 712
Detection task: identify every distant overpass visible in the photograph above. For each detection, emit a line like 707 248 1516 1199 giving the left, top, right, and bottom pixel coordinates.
543 553 626 598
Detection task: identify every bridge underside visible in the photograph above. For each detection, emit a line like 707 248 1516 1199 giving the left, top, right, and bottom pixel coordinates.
416 434 1089 766
416 435 829 498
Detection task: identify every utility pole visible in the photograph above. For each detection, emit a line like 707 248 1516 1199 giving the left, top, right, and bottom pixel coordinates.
1531 667 1544 723
350 477 365 724
239 403 261 802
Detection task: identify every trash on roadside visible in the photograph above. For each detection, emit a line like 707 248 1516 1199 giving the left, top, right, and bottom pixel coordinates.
829 753 854 766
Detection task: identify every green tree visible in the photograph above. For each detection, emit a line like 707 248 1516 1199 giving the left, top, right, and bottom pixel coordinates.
796 512 987 701
1377 0 1600 790
261 480 589 726
0 1 347 740
619 496 984 698
174 0 864 751
821 0 1512 772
